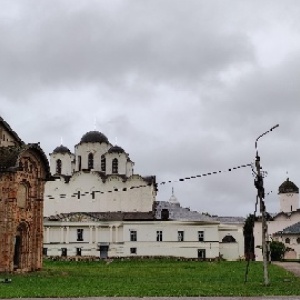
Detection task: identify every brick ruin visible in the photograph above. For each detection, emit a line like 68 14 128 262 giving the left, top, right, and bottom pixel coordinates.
0 117 50 272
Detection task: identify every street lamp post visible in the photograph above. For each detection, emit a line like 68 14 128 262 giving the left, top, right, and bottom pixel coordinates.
254 124 279 286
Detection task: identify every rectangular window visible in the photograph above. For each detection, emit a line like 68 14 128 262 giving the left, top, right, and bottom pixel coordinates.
178 231 184 242
43 248 48 256
78 155 82 171
198 249 206 259
130 247 137 254
156 230 163 242
76 248 82 256
130 230 137 241
61 248 67 257
198 231 204 242
77 229 84 241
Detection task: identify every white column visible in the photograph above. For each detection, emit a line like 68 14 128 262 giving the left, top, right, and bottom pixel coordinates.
95 226 98 243
89 226 93 244
115 225 118 243
60 227 64 243
109 226 113 243
66 226 69 244
46 227 50 243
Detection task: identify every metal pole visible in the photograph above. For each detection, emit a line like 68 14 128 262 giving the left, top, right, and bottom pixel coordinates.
254 124 279 286
255 153 269 286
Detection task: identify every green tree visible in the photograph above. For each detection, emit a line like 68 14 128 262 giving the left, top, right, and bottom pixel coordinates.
243 214 255 260
270 241 286 261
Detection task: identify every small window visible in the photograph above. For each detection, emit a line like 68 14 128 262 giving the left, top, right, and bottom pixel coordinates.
101 155 106 172
178 231 184 242
130 247 137 254
76 248 82 256
130 230 137 241
77 191 81 200
198 249 206 259
88 153 94 170
198 231 204 242
156 230 163 242
91 191 95 199
78 156 82 171
56 159 62 174
297 237 300 244
43 248 48 256
61 248 67 257
112 158 118 174
285 238 290 244
77 229 84 241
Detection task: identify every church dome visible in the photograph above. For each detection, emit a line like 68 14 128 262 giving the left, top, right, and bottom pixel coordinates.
52 145 71 154
108 145 125 154
80 131 109 144
169 188 180 206
279 178 299 194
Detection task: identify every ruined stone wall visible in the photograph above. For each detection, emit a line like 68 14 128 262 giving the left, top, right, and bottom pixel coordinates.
0 150 45 272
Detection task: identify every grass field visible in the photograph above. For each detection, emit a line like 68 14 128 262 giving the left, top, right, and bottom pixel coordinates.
0 259 300 298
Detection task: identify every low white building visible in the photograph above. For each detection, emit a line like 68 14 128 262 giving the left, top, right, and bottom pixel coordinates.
43 209 244 260
254 178 300 260
44 130 244 260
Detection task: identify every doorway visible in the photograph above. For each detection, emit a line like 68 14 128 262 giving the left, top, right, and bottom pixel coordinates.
13 223 29 270
99 246 109 259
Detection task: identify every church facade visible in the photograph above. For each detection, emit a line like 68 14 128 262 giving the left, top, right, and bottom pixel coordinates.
254 178 300 260
44 131 244 260
0 117 50 272
44 131 156 216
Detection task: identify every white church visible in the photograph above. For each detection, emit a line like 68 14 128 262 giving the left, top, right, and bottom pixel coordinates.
43 130 244 260
254 178 300 260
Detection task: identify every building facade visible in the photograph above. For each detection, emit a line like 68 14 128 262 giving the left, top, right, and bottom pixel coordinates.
44 131 156 216
0 117 50 272
254 178 300 260
44 191 244 260
44 129 244 260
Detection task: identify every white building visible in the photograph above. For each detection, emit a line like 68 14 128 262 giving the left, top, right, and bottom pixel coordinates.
45 131 156 216
254 178 300 260
44 130 244 260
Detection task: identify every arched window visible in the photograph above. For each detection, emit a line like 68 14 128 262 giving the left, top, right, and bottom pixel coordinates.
17 183 27 208
222 235 236 243
101 155 106 172
88 153 94 170
112 158 118 174
285 237 290 244
56 159 62 174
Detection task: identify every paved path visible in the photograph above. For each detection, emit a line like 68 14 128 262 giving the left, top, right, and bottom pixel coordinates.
272 261 300 277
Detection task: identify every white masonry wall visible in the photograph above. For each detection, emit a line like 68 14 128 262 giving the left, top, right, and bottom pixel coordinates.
44 172 155 216
43 220 243 260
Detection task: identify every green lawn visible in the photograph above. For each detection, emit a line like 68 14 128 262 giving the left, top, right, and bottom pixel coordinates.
0 259 300 297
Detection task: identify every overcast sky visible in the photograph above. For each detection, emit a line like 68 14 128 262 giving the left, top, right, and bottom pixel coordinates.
1 0 300 216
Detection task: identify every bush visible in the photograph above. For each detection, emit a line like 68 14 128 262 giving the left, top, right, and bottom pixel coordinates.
270 241 286 261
